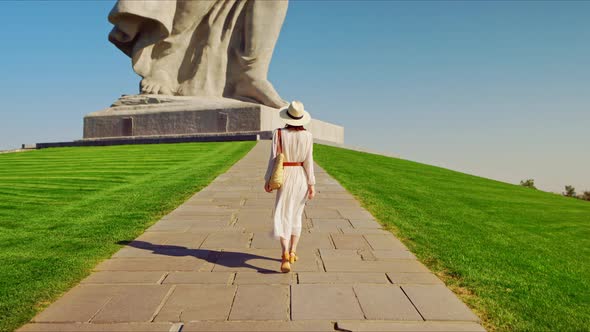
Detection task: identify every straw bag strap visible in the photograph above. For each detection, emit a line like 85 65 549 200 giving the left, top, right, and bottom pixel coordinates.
277 128 283 155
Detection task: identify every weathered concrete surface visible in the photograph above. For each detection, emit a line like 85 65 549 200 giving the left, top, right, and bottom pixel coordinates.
83 96 345 144
19 141 483 331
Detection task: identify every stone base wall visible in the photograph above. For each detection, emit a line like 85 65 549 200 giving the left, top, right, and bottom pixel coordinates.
83 96 344 144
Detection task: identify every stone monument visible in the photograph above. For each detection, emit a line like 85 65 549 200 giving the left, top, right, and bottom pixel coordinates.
83 0 343 144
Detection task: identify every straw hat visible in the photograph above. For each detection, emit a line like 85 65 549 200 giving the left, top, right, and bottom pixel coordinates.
279 100 311 126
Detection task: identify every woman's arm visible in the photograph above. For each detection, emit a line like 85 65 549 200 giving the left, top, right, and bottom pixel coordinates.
303 134 316 199
264 129 279 191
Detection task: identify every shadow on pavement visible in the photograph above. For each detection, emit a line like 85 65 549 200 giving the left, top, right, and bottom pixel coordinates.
117 240 280 273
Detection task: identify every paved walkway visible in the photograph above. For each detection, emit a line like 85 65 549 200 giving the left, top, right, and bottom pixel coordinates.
19 141 484 332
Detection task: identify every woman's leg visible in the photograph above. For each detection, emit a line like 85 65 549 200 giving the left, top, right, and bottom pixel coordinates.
280 236 289 256
288 235 300 263
289 235 300 253
279 236 291 272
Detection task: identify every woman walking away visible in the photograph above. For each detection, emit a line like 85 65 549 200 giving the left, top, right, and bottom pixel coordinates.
264 101 316 273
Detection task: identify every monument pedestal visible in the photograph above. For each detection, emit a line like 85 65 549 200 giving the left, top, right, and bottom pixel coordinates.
82 95 344 144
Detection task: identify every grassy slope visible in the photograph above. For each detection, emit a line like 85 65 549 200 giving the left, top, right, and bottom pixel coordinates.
0 142 255 331
314 144 589 331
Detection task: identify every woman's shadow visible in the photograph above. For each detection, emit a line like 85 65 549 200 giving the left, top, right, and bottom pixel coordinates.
117 240 280 274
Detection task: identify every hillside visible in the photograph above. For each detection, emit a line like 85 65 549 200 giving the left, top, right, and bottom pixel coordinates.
314 144 590 331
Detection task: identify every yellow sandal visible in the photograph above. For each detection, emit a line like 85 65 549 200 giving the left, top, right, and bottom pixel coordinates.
280 252 291 273
289 251 298 264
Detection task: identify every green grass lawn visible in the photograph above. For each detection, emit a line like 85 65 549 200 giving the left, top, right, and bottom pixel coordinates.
0 142 255 331
314 144 590 331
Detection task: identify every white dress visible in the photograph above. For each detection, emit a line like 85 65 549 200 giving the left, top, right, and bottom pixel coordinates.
264 128 316 239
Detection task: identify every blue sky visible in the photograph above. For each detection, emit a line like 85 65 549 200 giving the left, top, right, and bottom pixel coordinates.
0 0 588 193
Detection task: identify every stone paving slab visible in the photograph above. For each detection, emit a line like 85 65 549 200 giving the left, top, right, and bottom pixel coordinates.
144 223 190 232
336 321 486 332
166 211 234 220
309 225 344 233
353 284 423 320
154 285 236 322
21 141 483 331
250 232 281 248
340 228 391 235
159 214 231 223
291 284 364 320
296 233 334 249
348 218 382 229
387 272 444 285
111 246 199 259
331 234 371 250
305 208 343 219
133 232 209 247
182 321 335 331
187 225 245 233
229 284 290 320
371 249 416 260
401 285 480 321
81 271 166 284
95 257 207 271
298 272 389 284
243 198 277 207
32 284 172 323
200 232 252 249
233 216 275 231
91 285 172 323
364 233 409 251
307 198 361 208
18 323 176 332
319 248 364 261
235 209 273 219
322 255 430 273
311 218 353 229
162 272 233 284
234 272 295 284
165 209 234 217
151 218 230 226
32 285 114 323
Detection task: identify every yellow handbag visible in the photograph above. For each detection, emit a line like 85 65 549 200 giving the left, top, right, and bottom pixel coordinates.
268 129 284 190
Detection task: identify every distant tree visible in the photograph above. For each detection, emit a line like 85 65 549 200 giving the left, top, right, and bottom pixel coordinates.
563 185 576 198
520 179 536 189
582 191 590 201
